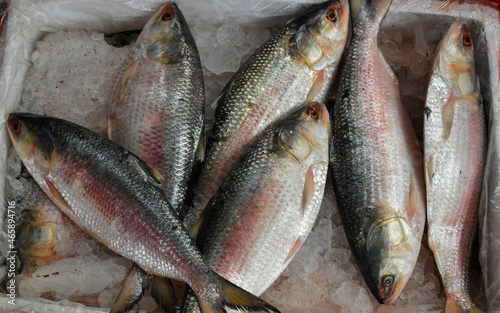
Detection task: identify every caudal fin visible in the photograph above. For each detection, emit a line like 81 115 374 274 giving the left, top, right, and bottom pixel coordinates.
350 0 392 25
197 274 280 313
444 298 485 313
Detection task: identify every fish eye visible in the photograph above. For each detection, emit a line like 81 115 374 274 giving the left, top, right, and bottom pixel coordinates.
307 106 319 120
463 34 471 46
11 117 22 134
326 10 337 22
162 12 174 21
382 275 394 287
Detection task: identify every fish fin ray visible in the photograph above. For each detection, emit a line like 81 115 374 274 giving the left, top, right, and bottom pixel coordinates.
305 69 326 103
441 94 457 141
212 77 234 112
129 153 164 188
283 239 303 264
110 265 151 313
121 58 141 96
198 274 280 313
301 166 315 215
150 275 178 313
196 126 206 162
44 177 72 212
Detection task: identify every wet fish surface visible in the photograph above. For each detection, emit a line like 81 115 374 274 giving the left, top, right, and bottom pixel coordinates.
7 113 280 313
182 102 330 313
424 21 486 313
108 2 205 213
330 0 426 304
184 0 349 232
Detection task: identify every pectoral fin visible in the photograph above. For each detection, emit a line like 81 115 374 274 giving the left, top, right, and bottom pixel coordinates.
121 58 140 96
301 166 315 215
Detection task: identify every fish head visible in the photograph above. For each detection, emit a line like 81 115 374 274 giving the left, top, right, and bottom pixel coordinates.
135 2 191 63
435 21 477 98
292 0 349 70
362 216 421 304
279 102 331 166
7 113 58 179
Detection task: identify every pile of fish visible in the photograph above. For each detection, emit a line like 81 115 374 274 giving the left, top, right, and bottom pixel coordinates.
2 0 497 312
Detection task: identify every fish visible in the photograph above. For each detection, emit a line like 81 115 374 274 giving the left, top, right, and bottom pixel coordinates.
182 102 330 313
183 0 349 233
9 173 89 272
424 21 486 313
329 0 426 304
108 2 205 214
6 113 280 313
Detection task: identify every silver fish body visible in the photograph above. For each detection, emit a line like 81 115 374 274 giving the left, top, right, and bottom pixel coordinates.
108 2 205 213
424 21 485 313
183 102 330 312
7 113 279 313
330 0 425 304
184 0 349 232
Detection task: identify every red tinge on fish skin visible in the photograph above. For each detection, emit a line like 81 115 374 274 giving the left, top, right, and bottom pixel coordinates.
7 113 280 313
424 21 486 313
182 103 331 313
183 0 349 233
330 0 426 305
108 2 205 214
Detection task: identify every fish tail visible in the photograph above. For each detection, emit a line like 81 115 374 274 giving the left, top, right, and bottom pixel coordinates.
350 0 393 25
444 298 485 313
198 274 280 313
110 265 177 313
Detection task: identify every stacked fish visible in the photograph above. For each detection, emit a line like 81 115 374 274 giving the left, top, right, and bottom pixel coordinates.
4 0 492 312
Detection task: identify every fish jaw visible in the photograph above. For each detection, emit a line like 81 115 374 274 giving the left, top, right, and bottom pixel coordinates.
360 216 421 304
135 2 188 63
279 102 331 165
294 0 349 70
7 114 54 179
434 21 477 99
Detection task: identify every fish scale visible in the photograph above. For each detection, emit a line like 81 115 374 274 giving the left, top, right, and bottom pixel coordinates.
330 0 425 304
424 21 485 313
7 113 281 313
185 0 349 232
182 103 330 313
108 3 204 214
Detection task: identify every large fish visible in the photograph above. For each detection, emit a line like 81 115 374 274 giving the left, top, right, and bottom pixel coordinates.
424 21 485 313
6 113 280 313
330 0 426 304
182 102 330 313
183 0 349 232
108 2 205 214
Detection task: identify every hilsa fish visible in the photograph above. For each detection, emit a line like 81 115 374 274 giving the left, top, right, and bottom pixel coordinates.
108 2 205 214
11 174 90 272
424 21 486 313
6 113 280 313
330 0 426 304
182 103 331 313
183 0 349 233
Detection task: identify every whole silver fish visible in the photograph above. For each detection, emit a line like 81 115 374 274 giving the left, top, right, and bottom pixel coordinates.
108 2 205 213
330 0 426 304
184 0 349 232
7 113 280 313
424 21 485 313
182 102 330 313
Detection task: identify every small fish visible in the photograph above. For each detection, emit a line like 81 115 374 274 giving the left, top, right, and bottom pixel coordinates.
108 2 205 213
330 0 426 304
184 0 349 233
7 113 280 313
182 102 330 313
424 21 485 313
